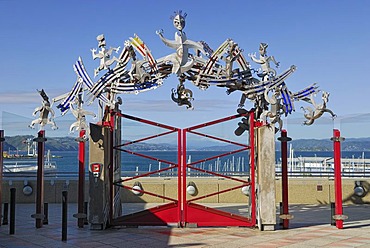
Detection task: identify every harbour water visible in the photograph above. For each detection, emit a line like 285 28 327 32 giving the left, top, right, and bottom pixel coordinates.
34 150 370 173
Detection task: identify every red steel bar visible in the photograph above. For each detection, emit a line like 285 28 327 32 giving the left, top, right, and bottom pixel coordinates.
117 165 177 183
119 185 177 202
115 130 177 148
77 130 86 228
35 130 45 228
116 148 177 166
109 112 114 225
181 129 187 227
188 184 248 203
333 129 344 229
177 129 182 226
187 130 249 148
279 129 292 229
187 147 249 167
116 112 177 131
0 130 4 226
187 165 249 184
186 113 247 131
249 111 256 226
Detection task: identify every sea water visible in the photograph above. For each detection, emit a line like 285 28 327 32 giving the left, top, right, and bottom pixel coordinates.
50 150 370 173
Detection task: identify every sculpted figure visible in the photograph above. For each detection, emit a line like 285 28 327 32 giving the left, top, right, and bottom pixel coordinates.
249 43 280 80
91 34 120 77
69 94 96 135
301 91 336 125
29 89 58 130
156 10 205 75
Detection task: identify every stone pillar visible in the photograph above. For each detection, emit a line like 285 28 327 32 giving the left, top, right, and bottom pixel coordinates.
88 123 112 230
256 125 276 231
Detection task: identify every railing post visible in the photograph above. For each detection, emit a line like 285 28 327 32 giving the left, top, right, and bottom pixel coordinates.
34 130 46 228
181 129 187 227
2 203 8 225
278 129 292 229
177 129 182 227
332 129 346 229
9 188 16 235
249 111 256 226
78 130 86 228
0 130 4 226
62 191 68 241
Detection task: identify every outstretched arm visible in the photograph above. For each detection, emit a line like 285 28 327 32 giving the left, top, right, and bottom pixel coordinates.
269 56 280 68
156 29 179 49
249 53 263 64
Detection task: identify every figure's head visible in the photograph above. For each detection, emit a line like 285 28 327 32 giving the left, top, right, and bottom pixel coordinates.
171 10 187 31
97 34 106 48
259 43 268 55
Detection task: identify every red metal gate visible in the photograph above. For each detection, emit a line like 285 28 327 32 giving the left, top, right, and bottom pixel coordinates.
111 111 255 227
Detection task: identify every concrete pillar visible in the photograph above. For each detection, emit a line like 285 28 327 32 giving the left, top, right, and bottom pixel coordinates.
256 125 276 231
88 123 112 230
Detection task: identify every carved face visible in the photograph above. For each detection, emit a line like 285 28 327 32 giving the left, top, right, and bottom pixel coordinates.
259 43 268 56
173 14 185 31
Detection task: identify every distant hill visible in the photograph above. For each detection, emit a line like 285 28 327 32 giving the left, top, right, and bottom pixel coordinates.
3 135 176 152
285 137 370 152
3 135 370 152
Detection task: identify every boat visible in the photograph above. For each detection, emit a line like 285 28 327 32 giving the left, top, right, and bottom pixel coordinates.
3 159 57 173
275 145 370 177
3 149 57 173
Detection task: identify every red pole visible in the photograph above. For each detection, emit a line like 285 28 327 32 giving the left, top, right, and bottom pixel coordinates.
278 129 292 229
35 130 46 228
0 130 4 226
109 112 114 225
177 129 182 227
333 129 344 229
181 129 187 227
249 112 256 226
77 129 86 228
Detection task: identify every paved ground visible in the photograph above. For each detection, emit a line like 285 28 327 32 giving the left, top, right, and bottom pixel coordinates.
1 203 370 247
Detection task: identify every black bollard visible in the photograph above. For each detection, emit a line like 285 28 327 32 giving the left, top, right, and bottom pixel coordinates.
2 203 8 225
43 203 48 225
62 191 68 242
330 202 335 226
279 202 283 226
83 201 88 225
10 188 16 235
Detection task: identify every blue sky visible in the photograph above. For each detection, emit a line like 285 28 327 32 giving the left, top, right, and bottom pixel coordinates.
0 0 369 139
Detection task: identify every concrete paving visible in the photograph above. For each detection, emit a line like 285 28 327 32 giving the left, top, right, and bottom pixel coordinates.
1 203 370 247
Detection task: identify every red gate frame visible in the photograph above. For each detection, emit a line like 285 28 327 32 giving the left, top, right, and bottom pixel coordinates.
111 111 256 227
182 112 256 227
112 113 182 226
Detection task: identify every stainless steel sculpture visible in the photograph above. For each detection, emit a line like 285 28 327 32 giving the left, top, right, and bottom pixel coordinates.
49 10 335 133
29 89 58 130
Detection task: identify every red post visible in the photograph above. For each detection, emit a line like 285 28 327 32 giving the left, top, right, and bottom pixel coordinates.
0 130 4 226
249 112 256 226
176 129 181 227
181 129 187 227
278 129 292 229
333 129 344 229
77 130 86 228
35 130 46 228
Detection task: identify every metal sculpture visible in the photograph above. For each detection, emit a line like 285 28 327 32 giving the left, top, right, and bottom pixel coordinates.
48 10 335 133
69 92 96 136
29 89 58 130
301 91 336 125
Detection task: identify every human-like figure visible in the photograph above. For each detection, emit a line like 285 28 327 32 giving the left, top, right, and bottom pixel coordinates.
249 43 280 80
29 89 58 130
91 34 121 77
69 94 96 135
301 91 336 125
171 80 194 109
156 11 205 75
